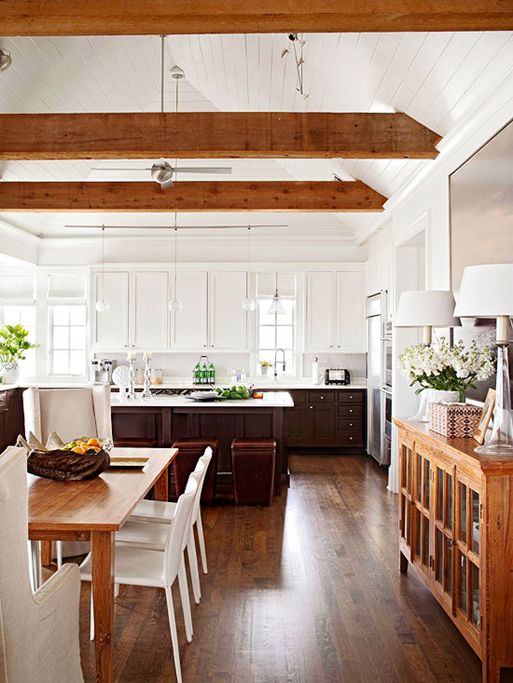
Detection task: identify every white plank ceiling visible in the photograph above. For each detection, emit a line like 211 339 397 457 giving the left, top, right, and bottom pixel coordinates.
0 32 512 241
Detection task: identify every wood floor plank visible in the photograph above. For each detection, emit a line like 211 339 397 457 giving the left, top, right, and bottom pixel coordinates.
78 453 481 682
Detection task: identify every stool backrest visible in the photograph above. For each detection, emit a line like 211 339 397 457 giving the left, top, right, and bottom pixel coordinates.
162 477 197 586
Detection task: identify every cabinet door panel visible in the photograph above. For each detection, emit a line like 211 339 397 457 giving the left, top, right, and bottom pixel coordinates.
130 271 169 350
305 272 335 351
336 271 365 352
93 271 129 350
209 272 247 350
306 405 335 442
286 405 307 443
171 271 208 350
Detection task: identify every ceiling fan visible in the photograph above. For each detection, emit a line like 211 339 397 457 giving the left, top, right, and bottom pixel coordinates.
93 42 232 188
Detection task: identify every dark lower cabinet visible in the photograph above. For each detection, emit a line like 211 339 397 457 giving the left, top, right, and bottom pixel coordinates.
0 389 24 452
284 388 366 449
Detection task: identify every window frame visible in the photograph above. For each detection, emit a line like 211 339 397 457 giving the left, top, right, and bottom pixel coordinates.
256 296 296 376
48 303 88 377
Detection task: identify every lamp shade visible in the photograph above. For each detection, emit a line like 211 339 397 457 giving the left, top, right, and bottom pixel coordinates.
394 290 460 328
454 264 513 318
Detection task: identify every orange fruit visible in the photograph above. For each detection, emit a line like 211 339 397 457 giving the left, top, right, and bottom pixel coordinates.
87 438 101 447
72 446 86 455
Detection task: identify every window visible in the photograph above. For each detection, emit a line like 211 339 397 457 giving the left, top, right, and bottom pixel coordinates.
256 273 296 375
49 305 87 376
0 305 37 377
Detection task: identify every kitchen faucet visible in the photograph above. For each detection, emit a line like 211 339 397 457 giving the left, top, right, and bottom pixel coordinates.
274 347 286 383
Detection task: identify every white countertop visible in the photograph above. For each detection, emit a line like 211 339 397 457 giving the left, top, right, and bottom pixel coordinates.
113 391 294 408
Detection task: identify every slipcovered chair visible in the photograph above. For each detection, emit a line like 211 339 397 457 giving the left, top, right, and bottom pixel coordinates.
23 385 113 563
0 446 83 683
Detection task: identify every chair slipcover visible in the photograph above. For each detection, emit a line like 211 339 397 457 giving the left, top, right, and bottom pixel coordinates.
22 385 112 558
0 446 83 683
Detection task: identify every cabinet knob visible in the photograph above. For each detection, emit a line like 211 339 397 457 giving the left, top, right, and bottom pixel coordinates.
349 395 353 399
320 395 324 400
349 437 353 440
309 406 313 409
349 409 353 413
349 423 353 427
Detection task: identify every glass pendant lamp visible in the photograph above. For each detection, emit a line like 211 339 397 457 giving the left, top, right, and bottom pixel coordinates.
267 272 286 315
242 226 256 312
95 226 110 313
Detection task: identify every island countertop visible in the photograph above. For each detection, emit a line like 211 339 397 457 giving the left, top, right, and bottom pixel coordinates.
113 390 294 408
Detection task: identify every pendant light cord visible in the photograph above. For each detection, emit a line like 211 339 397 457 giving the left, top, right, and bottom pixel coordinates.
101 225 106 300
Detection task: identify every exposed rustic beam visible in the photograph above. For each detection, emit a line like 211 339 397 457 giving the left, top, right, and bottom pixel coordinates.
0 1 511 34
0 181 386 212
0 113 440 161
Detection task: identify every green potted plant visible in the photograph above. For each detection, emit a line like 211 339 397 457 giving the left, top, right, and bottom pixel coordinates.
0 324 38 383
259 360 273 377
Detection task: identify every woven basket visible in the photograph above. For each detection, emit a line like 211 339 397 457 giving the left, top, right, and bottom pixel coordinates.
429 402 481 438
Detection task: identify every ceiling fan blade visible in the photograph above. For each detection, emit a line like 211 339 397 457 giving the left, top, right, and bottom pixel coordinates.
92 167 152 171
173 167 232 174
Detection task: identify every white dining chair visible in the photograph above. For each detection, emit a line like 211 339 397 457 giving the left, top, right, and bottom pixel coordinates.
80 478 197 683
0 446 84 683
118 448 212 604
23 385 112 567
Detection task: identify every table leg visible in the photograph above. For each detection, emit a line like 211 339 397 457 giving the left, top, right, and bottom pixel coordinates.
41 540 52 566
29 541 42 591
91 531 115 683
154 464 169 501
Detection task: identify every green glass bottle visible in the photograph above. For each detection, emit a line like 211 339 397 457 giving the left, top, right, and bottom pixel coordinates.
193 361 201 385
201 362 208 384
208 362 216 385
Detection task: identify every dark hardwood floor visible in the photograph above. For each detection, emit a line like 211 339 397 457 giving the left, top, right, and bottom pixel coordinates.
79 454 482 682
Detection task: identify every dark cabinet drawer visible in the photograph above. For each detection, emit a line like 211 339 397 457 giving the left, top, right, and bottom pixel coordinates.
337 390 365 404
337 404 364 418
308 391 335 404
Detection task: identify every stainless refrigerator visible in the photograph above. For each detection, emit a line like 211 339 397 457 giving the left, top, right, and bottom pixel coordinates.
366 292 390 465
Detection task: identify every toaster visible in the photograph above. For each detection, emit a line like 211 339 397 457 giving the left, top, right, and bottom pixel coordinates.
325 368 351 385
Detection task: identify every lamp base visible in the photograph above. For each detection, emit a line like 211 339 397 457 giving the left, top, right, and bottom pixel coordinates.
476 344 513 456
475 442 513 456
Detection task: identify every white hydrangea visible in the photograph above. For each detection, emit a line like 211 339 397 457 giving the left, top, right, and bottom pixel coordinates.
399 337 495 401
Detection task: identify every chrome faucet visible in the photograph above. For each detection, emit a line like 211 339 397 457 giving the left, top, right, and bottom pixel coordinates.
274 347 286 383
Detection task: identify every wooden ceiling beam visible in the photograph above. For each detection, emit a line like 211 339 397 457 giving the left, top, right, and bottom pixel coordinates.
0 1 511 35
0 112 440 161
0 181 386 212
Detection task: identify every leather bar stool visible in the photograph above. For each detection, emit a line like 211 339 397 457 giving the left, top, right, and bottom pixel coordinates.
231 438 276 506
172 438 219 505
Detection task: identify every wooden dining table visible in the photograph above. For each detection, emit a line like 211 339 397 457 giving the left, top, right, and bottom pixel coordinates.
28 446 178 683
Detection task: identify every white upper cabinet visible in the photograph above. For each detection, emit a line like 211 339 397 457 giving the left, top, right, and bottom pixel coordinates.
209 271 248 351
305 271 335 351
335 271 365 352
170 271 208 350
130 271 169 350
93 271 129 350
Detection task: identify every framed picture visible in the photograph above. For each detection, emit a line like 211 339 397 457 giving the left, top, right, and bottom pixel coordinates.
473 389 496 445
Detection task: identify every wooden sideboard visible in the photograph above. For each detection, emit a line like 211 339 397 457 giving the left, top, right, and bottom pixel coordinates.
395 418 513 683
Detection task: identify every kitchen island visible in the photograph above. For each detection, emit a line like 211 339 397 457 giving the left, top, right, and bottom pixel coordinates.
111 391 294 495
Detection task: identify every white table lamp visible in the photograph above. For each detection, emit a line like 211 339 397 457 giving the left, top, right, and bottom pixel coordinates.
395 290 460 422
395 290 460 344
454 264 513 455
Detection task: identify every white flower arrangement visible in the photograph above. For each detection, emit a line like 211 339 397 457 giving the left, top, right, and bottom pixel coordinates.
399 337 495 402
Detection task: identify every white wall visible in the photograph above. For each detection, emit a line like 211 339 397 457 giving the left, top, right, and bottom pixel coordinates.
364 73 513 491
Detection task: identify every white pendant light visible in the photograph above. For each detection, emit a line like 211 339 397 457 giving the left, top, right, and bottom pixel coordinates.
267 272 286 315
242 226 256 312
168 221 183 312
95 226 110 313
